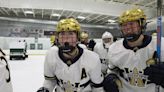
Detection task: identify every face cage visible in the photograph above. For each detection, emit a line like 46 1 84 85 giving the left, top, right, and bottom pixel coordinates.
121 21 141 35
103 38 111 43
58 31 78 47
120 20 146 42
120 18 146 34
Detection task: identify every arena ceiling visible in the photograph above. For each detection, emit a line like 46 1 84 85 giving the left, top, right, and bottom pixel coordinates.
0 0 163 26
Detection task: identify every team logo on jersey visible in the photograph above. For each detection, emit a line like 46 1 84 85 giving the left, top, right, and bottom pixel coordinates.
100 59 108 64
146 58 156 66
123 67 147 87
58 68 89 91
63 81 73 92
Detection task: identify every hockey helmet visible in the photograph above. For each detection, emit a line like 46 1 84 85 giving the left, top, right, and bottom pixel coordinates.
119 8 146 26
102 31 113 39
102 31 113 44
50 35 56 45
80 31 89 39
56 18 81 33
57 18 81 53
119 8 147 42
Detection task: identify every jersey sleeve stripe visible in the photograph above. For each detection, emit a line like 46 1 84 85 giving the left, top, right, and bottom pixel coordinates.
91 81 103 88
44 75 56 80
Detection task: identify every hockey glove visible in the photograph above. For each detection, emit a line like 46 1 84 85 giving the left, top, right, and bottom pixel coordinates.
88 40 96 49
37 87 49 92
144 63 164 88
103 74 121 92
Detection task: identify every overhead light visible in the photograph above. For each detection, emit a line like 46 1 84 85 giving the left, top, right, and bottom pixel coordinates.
107 19 115 23
24 11 34 14
51 13 61 17
77 16 86 20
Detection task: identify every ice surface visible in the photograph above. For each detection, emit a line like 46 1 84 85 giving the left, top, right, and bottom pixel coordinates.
8 55 45 92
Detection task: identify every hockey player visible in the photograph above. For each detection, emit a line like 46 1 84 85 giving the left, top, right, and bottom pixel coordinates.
50 35 56 46
88 39 96 51
50 35 59 46
80 31 89 47
103 8 164 92
0 48 13 92
78 31 91 50
94 31 113 75
37 18 104 92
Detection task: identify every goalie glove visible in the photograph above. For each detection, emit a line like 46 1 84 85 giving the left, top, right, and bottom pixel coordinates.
37 87 49 92
144 63 164 88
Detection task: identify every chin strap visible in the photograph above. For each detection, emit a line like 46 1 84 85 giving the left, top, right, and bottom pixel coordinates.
63 47 79 59
59 42 75 53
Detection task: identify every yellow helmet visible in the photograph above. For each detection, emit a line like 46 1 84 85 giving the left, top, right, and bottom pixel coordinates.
56 18 81 33
152 32 157 36
119 8 146 24
80 31 89 39
50 35 56 45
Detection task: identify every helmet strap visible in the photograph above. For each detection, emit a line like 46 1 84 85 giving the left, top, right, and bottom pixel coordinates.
124 33 141 42
62 47 79 59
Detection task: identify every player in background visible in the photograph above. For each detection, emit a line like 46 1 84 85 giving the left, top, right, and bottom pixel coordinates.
103 8 164 92
50 35 57 46
79 31 97 51
78 31 89 49
37 18 104 92
88 39 96 51
80 31 89 46
94 31 113 75
0 48 13 92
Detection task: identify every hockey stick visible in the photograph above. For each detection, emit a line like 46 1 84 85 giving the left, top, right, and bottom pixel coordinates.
156 0 162 92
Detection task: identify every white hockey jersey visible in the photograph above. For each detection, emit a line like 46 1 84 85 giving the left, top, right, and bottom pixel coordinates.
94 42 109 74
43 46 104 92
0 50 13 92
78 43 88 50
108 36 164 92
